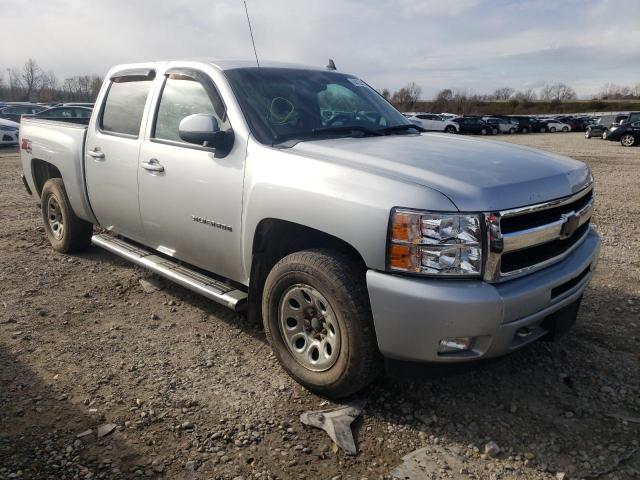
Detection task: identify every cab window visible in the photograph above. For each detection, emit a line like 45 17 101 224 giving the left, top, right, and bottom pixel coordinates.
101 78 153 137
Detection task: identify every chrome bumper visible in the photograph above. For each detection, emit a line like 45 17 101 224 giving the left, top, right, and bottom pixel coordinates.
367 227 600 363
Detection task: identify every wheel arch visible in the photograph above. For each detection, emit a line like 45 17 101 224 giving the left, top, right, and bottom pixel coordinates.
246 218 368 324
31 158 62 197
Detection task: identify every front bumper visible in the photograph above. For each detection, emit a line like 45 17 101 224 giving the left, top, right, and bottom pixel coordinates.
367 227 600 362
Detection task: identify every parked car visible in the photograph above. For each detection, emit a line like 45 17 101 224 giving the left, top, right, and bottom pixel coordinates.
0 118 20 146
605 121 640 147
507 116 537 133
482 117 518 134
555 116 587 132
538 119 571 133
32 106 93 124
408 113 458 133
585 115 618 139
0 104 48 123
601 115 629 139
449 116 494 135
19 59 600 398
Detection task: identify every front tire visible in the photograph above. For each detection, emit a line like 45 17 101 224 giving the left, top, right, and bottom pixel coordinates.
41 178 93 253
262 249 381 398
562 126 569 132
480 128 488 135
585 131 591 139
602 130 608 140
620 134 636 147
550 127 557 133
445 125 456 134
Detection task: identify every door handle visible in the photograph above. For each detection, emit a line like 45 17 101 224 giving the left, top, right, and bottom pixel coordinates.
141 159 165 173
88 148 105 159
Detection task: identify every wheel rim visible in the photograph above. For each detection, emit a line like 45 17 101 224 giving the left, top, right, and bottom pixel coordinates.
621 134 634 146
47 195 64 240
278 284 341 372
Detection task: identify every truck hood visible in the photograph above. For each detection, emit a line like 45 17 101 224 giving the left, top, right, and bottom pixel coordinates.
291 133 591 211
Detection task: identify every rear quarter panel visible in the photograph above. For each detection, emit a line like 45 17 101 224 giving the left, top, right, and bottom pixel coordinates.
20 118 96 223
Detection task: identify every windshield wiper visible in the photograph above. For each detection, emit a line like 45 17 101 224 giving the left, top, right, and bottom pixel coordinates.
311 125 384 137
378 124 425 134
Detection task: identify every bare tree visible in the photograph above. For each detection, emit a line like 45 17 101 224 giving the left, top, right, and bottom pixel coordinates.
597 83 634 100
20 58 44 101
36 71 58 102
540 83 577 102
380 88 391 100
491 87 515 100
514 88 537 103
391 82 422 110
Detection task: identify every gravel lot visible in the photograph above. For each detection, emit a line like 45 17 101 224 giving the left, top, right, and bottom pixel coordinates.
0 132 638 480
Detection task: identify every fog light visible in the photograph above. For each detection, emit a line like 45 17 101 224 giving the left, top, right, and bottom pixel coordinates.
438 337 474 353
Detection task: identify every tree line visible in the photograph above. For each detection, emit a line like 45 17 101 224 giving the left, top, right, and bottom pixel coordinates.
382 81 640 114
0 59 102 103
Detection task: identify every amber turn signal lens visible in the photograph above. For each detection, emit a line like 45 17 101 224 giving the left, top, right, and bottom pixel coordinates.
391 211 420 243
389 244 419 272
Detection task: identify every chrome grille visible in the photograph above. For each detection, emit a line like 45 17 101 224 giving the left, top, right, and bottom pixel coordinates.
484 185 594 282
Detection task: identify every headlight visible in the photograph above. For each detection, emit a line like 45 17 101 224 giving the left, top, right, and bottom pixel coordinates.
388 209 483 276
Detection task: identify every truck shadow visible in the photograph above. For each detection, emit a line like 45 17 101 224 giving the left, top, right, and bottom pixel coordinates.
0 344 155 477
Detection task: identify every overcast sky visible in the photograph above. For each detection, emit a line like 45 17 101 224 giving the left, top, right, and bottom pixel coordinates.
1 0 638 99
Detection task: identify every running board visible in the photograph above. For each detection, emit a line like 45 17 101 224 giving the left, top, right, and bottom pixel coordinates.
91 234 247 312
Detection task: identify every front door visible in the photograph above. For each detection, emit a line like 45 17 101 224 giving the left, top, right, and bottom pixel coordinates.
85 71 155 243
137 69 245 282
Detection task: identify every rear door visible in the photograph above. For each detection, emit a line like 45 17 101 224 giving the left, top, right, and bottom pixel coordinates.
84 69 156 243
137 67 246 281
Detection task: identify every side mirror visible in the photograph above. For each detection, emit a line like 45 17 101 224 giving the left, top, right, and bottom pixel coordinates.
178 114 232 151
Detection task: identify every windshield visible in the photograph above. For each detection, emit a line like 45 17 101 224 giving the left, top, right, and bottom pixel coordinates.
224 68 412 145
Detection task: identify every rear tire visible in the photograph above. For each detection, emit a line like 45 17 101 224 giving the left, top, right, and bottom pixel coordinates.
41 178 93 253
445 125 456 134
550 127 556 133
539 126 546 133
585 131 591 139
262 249 381 398
521 127 529 134
509 128 516 134
480 128 488 135
602 130 608 140
562 126 569 132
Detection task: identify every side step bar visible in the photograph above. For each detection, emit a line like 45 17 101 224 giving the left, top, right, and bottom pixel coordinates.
91 234 247 312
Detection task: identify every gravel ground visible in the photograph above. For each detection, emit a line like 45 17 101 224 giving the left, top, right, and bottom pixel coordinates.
0 132 638 480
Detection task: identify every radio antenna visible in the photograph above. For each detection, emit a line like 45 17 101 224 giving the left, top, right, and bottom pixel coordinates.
244 0 260 67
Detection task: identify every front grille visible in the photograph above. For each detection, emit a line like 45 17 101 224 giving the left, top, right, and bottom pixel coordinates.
501 189 593 233
485 185 594 281
501 221 590 273
2 134 13 142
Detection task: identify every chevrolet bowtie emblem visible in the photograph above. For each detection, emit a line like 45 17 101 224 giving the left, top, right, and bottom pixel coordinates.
559 212 580 239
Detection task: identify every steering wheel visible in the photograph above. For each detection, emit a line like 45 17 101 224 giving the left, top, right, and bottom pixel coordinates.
325 112 354 126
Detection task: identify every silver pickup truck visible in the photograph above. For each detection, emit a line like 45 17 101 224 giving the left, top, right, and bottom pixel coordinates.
20 60 600 398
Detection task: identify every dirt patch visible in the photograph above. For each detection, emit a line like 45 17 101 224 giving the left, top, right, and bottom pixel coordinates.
0 134 638 479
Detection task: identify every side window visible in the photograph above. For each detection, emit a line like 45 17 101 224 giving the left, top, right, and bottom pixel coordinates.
153 75 229 144
101 78 152 137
